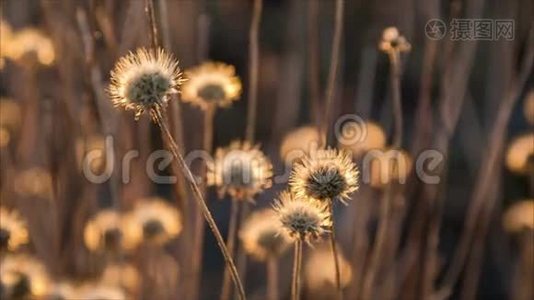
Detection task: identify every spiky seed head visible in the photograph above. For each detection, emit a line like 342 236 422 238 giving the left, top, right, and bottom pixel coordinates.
208 141 273 201
239 209 291 261
124 197 182 245
0 254 51 298
181 62 242 110
379 26 411 53
290 148 359 204
273 191 331 243
83 210 137 252
503 199 534 233
109 47 183 118
0 207 29 252
505 133 534 174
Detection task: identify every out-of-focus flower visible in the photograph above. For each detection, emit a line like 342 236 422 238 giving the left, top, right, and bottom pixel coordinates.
366 148 413 188
0 206 29 252
77 283 127 300
506 133 534 175
125 197 182 245
279 126 321 166
0 98 22 131
524 91 534 125
109 48 184 118
379 26 411 53
47 281 79 299
305 245 352 289
208 141 273 201
339 121 386 158
14 167 54 200
0 127 11 148
75 135 107 174
290 148 359 204
273 191 330 243
0 21 14 68
181 62 242 110
100 263 140 296
239 209 291 261
503 200 534 233
84 209 140 252
2 27 55 66
0 254 51 299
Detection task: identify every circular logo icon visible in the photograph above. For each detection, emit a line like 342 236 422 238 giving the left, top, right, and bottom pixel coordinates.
425 19 446 40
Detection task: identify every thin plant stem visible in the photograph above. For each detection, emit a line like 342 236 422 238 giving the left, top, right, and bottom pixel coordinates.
389 51 403 148
307 0 321 128
361 185 393 300
329 202 342 292
221 199 241 300
190 104 216 300
152 108 246 300
144 0 159 49
321 0 344 147
245 0 263 143
291 239 303 300
267 256 279 300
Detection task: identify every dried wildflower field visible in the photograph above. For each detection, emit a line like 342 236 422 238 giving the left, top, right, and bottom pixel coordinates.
0 0 533 300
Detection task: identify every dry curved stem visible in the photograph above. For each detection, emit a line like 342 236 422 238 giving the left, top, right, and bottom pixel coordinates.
144 0 159 49
389 51 403 148
267 256 279 300
291 239 303 300
152 108 246 300
321 0 344 147
245 0 263 143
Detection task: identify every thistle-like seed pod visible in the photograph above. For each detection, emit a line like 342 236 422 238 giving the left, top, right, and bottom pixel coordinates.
0 254 51 299
379 27 411 53
505 133 534 175
273 191 331 243
503 200 534 233
290 148 359 204
84 209 140 253
108 47 184 118
0 206 29 252
181 61 242 110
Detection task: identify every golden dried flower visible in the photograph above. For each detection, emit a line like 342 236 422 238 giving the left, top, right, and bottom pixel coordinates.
0 254 51 299
279 126 321 166
100 263 140 296
338 121 386 157
109 48 183 118
505 133 534 174
273 191 331 242
181 62 242 110
125 197 182 245
3 27 55 66
305 245 352 289
0 206 29 252
503 200 534 233
366 149 413 188
379 27 411 53
84 209 140 252
524 91 534 124
208 141 273 201
239 209 291 261
290 148 359 204
14 167 54 200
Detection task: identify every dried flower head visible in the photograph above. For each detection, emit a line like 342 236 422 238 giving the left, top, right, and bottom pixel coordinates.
14 167 54 200
505 133 534 174
0 254 51 299
181 62 242 110
0 98 22 132
279 126 321 166
339 121 386 157
239 209 291 261
109 48 183 118
84 209 140 252
100 263 140 296
273 191 331 242
524 91 534 125
208 141 273 201
379 26 411 53
503 200 534 233
1 26 55 66
367 149 413 188
290 148 359 204
0 207 29 252
125 197 182 245
305 245 353 289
